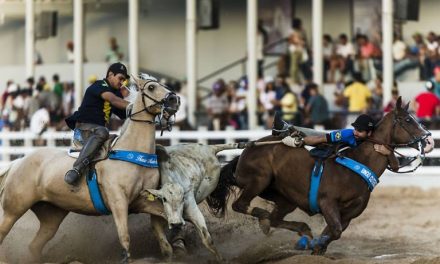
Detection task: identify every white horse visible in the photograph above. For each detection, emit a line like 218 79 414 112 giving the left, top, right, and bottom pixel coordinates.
0 75 180 263
145 143 243 261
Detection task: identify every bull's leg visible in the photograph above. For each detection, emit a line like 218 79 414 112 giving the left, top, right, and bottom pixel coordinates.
269 194 312 238
151 215 173 260
29 202 68 262
108 199 131 264
232 177 272 234
184 196 223 262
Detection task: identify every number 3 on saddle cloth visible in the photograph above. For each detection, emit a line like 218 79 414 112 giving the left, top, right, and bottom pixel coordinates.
308 145 379 214
69 131 159 215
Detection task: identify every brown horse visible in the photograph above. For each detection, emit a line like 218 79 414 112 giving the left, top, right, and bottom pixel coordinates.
0 75 180 263
211 97 430 255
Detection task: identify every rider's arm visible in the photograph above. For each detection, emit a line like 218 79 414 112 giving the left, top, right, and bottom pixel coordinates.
303 135 328 146
101 91 129 110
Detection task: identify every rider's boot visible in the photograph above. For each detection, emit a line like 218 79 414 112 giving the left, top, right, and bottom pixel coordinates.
272 111 292 137
65 136 102 186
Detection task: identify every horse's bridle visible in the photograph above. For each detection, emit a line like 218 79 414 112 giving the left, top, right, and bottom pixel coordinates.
366 112 431 173
127 80 179 134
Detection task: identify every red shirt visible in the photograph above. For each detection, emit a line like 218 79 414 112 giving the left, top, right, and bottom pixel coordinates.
415 92 440 118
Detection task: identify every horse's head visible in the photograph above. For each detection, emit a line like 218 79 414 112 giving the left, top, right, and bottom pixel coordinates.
388 96 433 153
145 182 185 229
129 74 180 123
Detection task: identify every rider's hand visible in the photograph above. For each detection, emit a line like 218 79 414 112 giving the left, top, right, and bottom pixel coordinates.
374 144 391 156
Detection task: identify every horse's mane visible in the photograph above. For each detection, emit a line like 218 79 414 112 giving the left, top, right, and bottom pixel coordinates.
120 73 157 135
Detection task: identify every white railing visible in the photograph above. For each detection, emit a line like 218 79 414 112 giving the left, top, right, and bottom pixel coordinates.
1 128 439 177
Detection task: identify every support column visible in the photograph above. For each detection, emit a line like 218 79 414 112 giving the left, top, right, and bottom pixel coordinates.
247 0 258 130
312 0 323 87
382 0 393 107
25 0 34 78
74 0 84 110
186 0 197 126
129 0 139 76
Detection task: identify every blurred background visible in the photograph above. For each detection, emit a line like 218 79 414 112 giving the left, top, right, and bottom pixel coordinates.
0 0 439 178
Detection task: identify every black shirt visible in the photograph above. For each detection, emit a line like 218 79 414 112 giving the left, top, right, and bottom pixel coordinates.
65 79 126 130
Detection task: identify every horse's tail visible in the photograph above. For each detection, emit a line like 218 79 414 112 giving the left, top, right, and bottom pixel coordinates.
210 142 247 154
206 155 240 218
0 159 18 197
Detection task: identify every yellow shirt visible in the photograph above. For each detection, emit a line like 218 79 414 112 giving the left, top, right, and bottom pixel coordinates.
343 82 372 112
281 93 298 121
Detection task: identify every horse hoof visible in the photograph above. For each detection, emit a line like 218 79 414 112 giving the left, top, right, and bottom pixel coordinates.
259 218 271 235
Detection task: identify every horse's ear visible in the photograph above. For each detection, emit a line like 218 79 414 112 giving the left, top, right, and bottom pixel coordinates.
395 96 402 110
131 74 142 90
404 101 410 112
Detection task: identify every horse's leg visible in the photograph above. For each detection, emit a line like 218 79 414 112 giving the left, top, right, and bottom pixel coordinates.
184 196 223 262
150 215 173 260
169 226 187 258
29 202 68 262
232 177 272 234
108 199 131 263
269 194 312 238
312 199 366 255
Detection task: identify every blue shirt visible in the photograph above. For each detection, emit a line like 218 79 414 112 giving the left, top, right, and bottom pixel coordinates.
327 128 358 147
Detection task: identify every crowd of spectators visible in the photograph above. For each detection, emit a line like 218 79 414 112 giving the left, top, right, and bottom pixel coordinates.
283 19 440 86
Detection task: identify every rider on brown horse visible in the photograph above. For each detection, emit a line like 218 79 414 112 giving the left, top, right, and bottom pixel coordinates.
64 62 130 186
272 112 391 155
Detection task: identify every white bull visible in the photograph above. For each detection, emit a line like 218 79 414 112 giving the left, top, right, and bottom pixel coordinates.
144 143 241 261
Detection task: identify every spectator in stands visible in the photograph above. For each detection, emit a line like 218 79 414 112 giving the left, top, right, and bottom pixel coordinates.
410 33 428 79
106 37 124 64
393 34 414 77
66 41 74 63
229 77 248 130
429 66 440 99
62 82 74 120
343 72 372 113
356 34 381 81
288 30 307 85
259 76 276 128
366 76 384 122
53 74 63 99
30 102 51 146
272 83 300 125
323 34 334 83
173 81 192 130
24 77 35 95
412 80 440 129
206 79 229 131
426 32 438 54
329 34 355 83
304 83 329 129
384 87 400 113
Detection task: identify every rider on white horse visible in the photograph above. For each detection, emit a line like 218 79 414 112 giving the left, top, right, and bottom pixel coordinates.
64 62 130 186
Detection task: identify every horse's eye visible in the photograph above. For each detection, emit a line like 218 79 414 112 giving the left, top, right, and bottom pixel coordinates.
405 118 411 122
148 85 155 91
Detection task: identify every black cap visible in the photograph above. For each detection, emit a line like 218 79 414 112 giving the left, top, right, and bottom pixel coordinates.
107 62 129 79
351 114 375 132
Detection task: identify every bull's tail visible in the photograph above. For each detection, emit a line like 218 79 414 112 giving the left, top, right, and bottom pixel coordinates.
0 160 18 197
206 155 240 217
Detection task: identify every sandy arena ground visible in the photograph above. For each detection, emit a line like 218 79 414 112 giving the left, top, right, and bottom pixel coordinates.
1 186 440 264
